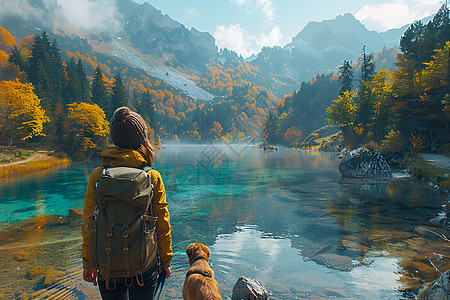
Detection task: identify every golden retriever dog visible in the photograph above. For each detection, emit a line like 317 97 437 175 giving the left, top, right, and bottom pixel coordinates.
183 243 222 300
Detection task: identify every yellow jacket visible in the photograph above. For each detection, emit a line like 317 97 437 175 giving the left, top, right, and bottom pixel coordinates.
82 148 172 269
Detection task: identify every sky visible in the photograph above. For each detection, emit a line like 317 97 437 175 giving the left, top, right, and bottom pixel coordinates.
130 0 445 58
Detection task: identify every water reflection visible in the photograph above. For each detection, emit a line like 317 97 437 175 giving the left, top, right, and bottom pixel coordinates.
0 145 448 299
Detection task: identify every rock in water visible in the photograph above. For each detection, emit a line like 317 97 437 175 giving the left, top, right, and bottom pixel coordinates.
339 147 392 178
232 277 269 300
418 270 450 300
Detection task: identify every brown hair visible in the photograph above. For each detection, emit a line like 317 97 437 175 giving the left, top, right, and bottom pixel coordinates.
110 106 155 166
137 138 155 167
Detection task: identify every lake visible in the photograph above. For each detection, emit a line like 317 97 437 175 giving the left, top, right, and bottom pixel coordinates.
0 145 448 299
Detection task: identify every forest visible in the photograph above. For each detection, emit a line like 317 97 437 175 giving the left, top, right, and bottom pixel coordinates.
0 29 279 159
0 3 449 160
263 4 450 157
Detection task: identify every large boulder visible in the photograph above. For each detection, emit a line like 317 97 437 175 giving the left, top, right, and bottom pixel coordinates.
232 277 269 300
339 147 392 178
418 270 450 300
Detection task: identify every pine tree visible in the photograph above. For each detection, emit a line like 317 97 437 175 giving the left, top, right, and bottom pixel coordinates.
400 21 425 61
110 73 128 115
76 58 90 102
9 46 28 72
49 39 64 105
140 91 156 130
339 60 353 95
360 46 376 84
354 81 374 138
28 33 51 108
91 66 110 117
64 58 80 105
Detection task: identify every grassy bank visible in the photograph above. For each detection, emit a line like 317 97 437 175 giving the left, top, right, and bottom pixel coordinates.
0 151 71 179
407 156 450 192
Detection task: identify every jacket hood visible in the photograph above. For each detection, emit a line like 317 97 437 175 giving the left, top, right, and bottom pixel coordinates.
100 148 147 168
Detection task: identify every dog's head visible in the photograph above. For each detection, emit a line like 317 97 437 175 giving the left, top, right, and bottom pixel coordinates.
186 243 211 265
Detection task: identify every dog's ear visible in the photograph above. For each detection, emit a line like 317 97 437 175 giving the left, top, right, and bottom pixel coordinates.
200 244 211 259
186 243 197 258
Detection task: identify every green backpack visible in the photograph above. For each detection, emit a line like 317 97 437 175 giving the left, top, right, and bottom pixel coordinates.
88 166 158 289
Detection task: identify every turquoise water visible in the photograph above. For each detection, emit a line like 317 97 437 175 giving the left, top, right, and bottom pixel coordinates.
0 145 446 299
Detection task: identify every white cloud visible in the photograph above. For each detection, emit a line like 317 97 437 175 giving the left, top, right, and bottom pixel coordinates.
214 24 283 58
230 0 275 21
256 25 282 48
214 24 254 57
255 0 274 21
355 0 443 31
56 0 121 32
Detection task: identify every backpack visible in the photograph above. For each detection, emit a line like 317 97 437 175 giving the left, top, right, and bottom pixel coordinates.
87 165 158 289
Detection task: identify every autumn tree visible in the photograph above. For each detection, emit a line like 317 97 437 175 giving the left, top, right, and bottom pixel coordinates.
64 102 109 160
327 90 357 143
0 49 19 81
283 126 302 146
0 27 15 52
0 80 49 145
371 69 393 143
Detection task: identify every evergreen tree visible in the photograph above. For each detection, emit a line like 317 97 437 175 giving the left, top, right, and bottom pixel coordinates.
28 32 65 114
77 58 90 102
64 58 90 105
400 21 425 61
49 39 64 105
64 58 80 104
91 66 110 117
262 110 279 145
110 73 128 115
9 46 29 72
360 46 376 84
354 81 374 131
339 60 353 95
28 32 51 109
140 91 156 130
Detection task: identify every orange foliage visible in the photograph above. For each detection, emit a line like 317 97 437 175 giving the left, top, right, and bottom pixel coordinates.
284 126 302 146
0 27 15 51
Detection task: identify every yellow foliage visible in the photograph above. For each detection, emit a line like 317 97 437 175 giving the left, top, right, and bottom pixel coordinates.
409 131 427 154
381 130 404 153
0 80 49 143
66 102 109 138
65 102 109 158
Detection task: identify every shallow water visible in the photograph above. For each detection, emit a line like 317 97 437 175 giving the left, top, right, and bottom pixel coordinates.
0 145 448 299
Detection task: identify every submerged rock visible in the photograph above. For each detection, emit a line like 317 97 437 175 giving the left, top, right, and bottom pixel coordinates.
418 270 450 300
232 276 269 300
339 147 392 178
68 209 83 218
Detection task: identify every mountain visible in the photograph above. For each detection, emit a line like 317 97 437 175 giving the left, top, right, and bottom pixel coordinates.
117 0 217 70
251 13 406 82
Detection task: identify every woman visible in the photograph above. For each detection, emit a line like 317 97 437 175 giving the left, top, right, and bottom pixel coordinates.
82 106 172 299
